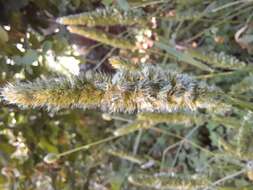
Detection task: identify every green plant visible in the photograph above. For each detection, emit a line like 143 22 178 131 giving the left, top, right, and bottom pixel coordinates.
1 1 253 189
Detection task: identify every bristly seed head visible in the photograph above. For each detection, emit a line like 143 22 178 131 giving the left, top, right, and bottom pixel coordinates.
1 64 225 113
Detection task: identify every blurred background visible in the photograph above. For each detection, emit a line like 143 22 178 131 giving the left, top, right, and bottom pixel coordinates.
1 0 253 189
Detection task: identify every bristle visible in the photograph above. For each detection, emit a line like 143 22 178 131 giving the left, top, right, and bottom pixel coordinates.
128 173 209 190
1 64 224 113
56 7 147 27
189 50 247 70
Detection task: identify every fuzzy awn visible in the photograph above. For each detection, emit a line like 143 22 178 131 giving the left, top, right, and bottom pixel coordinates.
1 64 226 113
56 7 147 27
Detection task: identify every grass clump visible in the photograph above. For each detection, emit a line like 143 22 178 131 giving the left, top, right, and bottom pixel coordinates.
1 0 253 189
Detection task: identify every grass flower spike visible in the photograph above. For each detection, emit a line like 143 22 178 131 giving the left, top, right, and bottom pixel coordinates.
2 64 225 113
56 7 147 27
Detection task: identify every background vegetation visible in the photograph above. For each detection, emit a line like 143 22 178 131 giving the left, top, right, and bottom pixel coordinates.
1 0 253 189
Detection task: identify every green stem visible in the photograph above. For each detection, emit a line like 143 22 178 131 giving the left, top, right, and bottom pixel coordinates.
211 0 248 13
58 136 119 157
150 126 216 157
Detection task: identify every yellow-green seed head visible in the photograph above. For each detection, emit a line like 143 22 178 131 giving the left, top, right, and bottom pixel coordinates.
56 7 147 27
1 64 224 113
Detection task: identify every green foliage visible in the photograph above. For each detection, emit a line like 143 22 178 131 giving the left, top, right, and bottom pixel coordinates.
1 0 253 190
